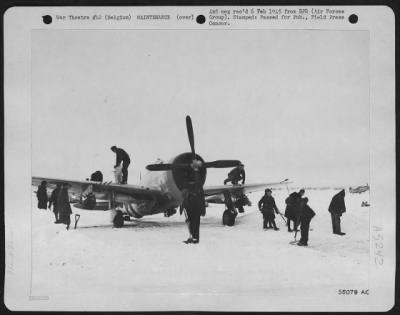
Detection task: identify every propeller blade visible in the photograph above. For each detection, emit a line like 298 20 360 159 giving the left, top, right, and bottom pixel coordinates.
146 163 174 171
186 115 196 159
146 163 189 171
203 160 242 168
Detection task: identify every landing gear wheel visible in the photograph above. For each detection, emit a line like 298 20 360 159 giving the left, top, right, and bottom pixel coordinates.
113 210 124 228
222 209 237 226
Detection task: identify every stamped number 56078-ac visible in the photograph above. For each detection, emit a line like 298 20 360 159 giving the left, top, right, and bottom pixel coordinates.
338 289 369 295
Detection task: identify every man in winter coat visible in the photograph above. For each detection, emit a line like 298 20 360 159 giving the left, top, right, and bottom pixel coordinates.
48 184 61 223
328 189 346 235
57 184 73 230
36 181 48 210
297 197 316 246
224 164 245 185
111 146 131 184
284 189 305 232
180 183 205 244
258 189 281 230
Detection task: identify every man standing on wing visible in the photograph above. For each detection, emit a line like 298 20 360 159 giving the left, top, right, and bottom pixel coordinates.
110 146 131 184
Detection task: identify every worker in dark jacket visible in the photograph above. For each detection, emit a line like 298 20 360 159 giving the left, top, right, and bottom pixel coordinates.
297 197 316 246
180 183 205 244
258 189 281 230
57 184 72 230
48 184 61 223
284 189 305 232
36 181 48 210
111 146 131 184
328 189 346 235
224 164 245 185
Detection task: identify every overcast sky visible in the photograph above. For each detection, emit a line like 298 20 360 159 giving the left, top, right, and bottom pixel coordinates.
32 29 369 187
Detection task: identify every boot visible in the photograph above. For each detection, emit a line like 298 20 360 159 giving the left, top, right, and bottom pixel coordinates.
183 237 199 244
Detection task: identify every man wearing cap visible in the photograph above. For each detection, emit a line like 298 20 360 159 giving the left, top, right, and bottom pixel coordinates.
110 146 131 184
258 188 281 230
328 189 346 235
181 183 205 244
36 181 48 210
57 184 73 230
297 197 316 246
285 189 305 232
48 184 61 223
223 163 245 185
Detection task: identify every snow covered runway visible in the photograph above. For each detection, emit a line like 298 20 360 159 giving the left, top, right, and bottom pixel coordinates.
31 189 370 310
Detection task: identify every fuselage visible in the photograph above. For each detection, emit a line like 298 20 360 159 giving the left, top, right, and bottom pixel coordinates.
123 152 207 218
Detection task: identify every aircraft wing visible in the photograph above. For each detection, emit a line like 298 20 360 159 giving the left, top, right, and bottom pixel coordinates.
32 176 163 201
204 180 290 198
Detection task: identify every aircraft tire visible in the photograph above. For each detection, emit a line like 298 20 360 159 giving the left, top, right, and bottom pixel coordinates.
222 209 236 226
113 210 124 228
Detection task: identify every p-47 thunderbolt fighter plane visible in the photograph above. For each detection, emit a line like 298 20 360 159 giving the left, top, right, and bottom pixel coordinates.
349 184 370 194
32 116 288 227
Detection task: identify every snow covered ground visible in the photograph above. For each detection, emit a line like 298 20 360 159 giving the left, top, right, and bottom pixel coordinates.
30 189 370 311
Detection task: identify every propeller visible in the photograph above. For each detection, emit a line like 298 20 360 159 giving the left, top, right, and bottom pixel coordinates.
146 115 242 188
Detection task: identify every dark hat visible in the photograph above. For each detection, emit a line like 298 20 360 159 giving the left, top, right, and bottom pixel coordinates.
299 188 305 193
265 188 272 193
110 145 117 150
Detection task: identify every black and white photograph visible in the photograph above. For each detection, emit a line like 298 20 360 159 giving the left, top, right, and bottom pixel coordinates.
4 6 396 311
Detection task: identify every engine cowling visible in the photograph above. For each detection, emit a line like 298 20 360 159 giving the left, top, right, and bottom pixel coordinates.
170 152 207 191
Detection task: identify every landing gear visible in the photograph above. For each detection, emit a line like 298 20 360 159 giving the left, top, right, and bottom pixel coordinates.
113 210 124 228
222 191 237 226
222 209 237 226
81 192 96 209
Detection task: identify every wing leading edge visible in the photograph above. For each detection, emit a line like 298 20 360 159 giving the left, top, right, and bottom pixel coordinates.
32 176 163 201
204 180 291 198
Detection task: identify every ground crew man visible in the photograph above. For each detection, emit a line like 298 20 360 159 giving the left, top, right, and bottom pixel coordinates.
110 146 131 184
57 184 73 230
48 184 61 223
224 163 245 185
36 181 48 210
328 189 346 235
258 189 281 230
180 183 205 244
297 197 316 246
285 189 305 232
